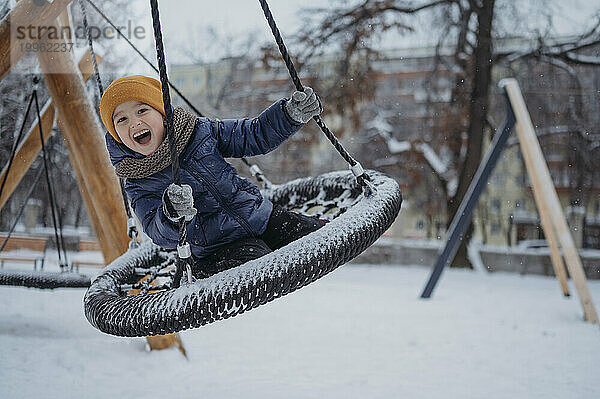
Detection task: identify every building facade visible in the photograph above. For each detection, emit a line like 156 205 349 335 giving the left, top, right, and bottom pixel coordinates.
169 40 600 249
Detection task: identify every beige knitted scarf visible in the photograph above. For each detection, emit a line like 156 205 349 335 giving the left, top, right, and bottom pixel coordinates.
115 107 198 179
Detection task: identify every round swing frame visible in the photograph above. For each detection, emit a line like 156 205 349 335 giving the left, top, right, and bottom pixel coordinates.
84 170 401 337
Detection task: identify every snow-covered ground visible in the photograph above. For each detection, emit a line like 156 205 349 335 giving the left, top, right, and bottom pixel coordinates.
1 262 598 399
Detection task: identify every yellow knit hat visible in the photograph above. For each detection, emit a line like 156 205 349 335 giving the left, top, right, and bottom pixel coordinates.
100 75 165 142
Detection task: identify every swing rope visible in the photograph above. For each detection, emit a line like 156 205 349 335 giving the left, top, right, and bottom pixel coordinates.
149 0 193 286
0 90 42 254
0 81 68 271
83 0 205 119
257 0 374 194
0 167 44 254
240 158 272 188
82 0 196 283
45 133 70 267
79 0 103 106
33 84 68 270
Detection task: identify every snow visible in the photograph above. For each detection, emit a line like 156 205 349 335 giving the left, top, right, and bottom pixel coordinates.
386 138 411 154
416 143 448 175
2 262 599 399
369 121 411 154
565 52 600 65
467 240 486 273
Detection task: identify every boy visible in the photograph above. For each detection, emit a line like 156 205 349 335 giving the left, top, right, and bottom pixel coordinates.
100 75 326 277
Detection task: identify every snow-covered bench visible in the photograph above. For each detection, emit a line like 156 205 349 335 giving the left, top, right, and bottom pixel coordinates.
0 235 48 270
79 239 101 252
71 259 105 269
71 239 104 269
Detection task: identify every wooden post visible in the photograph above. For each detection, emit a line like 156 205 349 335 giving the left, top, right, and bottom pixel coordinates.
56 116 111 261
128 271 187 356
54 5 109 261
0 0 72 82
35 21 128 263
501 81 569 297
58 6 71 28
61 53 107 261
502 78 599 324
535 194 571 297
0 50 99 211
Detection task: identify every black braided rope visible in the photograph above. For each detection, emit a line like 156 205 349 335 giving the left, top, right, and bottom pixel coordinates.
0 168 44 253
149 0 178 185
80 0 283 192
257 0 359 170
83 0 205 118
149 0 193 284
0 270 90 289
84 170 401 337
0 91 37 256
79 0 103 108
34 90 66 269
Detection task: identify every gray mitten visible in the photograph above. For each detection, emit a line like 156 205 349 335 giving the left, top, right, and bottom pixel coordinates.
162 183 197 223
285 86 322 124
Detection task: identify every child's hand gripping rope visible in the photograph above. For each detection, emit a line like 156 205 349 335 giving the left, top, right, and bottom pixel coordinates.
285 86 322 124
162 183 197 223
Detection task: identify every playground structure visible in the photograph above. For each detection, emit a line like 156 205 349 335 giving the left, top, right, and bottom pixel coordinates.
1 0 401 347
83 0 400 336
1 0 129 264
0 0 176 352
0 0 595 358
419 79 598 325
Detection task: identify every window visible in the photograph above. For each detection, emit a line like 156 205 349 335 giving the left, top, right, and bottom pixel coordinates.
416 220 424 230
491 172 504 186
491 223 501 234
491 199 501 213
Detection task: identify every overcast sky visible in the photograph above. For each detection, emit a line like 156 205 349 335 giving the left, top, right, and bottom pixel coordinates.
117 0 599 75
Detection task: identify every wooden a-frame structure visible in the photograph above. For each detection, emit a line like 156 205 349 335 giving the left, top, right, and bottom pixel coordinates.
420 77 598 325
1 0 128 262
0 0 185 353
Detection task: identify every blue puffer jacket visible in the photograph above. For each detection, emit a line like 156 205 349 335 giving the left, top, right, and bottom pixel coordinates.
106 99 303 259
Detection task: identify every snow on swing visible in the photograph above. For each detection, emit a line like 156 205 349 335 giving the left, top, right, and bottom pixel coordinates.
83 170 402 337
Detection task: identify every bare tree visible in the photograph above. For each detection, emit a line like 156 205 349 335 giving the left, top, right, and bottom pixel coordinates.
292 0 600 266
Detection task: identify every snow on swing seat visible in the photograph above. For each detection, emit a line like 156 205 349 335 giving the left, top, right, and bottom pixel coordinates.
83 170 402 337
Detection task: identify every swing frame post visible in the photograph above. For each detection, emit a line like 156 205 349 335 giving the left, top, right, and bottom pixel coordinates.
501 78 599 324
34 17 129 263
54 5 110 266
420 80 574 301
0 0 72 82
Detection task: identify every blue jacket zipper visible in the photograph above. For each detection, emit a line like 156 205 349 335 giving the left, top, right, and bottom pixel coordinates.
187 166 256 237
